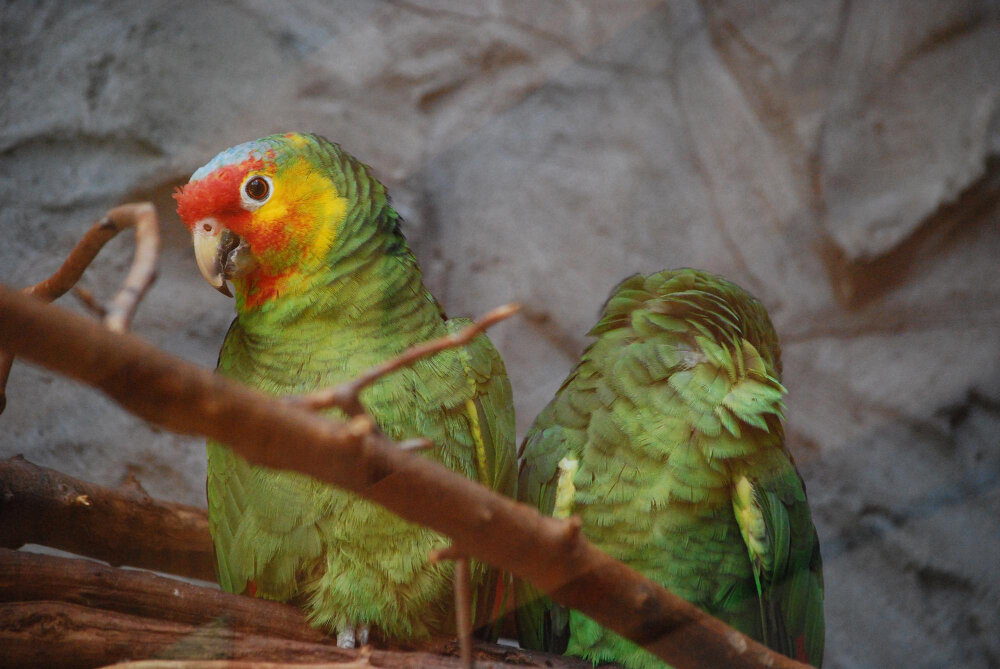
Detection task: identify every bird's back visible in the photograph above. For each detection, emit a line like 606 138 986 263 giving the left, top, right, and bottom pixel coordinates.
517 269 823 667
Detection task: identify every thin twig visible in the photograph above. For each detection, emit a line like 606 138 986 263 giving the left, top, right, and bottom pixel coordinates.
0 287 812 669
453 557 473 669
0 202 159 414
291 303 520 415
73 286 108 318
432 540 490 665
102 203 160 333
429 545 465 564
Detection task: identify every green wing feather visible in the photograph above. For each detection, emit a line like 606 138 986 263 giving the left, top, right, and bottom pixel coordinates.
515 269 824 668
732 452 825 666
514 423 576 652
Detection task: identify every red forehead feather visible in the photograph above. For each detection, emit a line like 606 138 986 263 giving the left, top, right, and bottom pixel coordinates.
173 156 266 229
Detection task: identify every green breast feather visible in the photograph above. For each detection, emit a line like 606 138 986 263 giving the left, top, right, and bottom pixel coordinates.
209 315 515 643
515 268 824 668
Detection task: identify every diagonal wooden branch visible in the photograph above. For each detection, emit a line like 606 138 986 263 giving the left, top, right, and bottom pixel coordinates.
0 286 811 669
0 456 215 582
290 303 520 415
0 202 159 413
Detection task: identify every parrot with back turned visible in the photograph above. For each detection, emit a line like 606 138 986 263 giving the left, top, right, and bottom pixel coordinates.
515 268 824 667
173 132 516 647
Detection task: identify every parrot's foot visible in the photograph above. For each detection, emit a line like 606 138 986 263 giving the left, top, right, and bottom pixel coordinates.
336 623 355 648
335 622 370 649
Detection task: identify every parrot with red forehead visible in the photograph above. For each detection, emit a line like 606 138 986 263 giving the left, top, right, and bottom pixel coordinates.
174 132 516 647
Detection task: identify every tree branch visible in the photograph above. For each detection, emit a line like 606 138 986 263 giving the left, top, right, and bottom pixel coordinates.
0 202 159 413
0 601 396 669
0 286 811 669
100 662 372 669
73 286 109 318
0 550 585 669
0 548 318 643
453 557 473 669
0 456 215 582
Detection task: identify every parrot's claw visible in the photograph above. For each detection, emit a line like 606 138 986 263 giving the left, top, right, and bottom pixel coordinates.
336 623 356 649
335 622 370 648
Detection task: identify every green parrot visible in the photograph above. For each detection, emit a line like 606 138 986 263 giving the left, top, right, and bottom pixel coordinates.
174 132 516 647
515 269 824 668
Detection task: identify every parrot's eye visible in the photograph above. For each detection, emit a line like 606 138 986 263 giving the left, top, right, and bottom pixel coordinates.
244 176 270 201
240 174 273 211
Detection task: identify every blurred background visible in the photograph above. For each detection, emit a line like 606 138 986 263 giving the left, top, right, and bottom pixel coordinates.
2 2 999 667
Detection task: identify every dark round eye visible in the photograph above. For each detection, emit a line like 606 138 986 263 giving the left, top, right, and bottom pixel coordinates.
244 176 269 201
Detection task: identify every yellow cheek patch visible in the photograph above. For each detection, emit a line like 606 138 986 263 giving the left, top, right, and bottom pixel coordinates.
249 159 348 264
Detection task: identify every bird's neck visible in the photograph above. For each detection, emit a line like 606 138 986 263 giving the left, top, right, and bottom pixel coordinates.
230 234 446 354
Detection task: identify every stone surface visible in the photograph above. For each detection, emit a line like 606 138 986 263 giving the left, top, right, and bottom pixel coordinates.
2 1 999 667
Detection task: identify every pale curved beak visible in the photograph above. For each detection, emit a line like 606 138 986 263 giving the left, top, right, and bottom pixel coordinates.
192 218 232 297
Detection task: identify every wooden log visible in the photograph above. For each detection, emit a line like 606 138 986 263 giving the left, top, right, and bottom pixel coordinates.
0 456 215 582
0 548 323 644
0 600 579 669
0 600 354 669
0 549 588 669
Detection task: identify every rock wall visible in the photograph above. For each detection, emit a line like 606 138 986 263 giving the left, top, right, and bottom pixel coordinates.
2 2 999 667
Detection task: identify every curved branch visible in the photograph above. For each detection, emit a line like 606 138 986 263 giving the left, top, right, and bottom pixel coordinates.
0 287 811 669
0 202 160 413
101 203 160 333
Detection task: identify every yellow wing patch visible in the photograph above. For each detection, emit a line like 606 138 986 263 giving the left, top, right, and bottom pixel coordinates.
733 475 767 559
464 398 490 487
554 457 579 519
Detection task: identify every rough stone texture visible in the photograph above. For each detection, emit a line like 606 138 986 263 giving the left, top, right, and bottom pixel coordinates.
2 1 999 667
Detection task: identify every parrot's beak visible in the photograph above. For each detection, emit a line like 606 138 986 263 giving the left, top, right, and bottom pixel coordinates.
192 219 256 297
192 219 232 297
